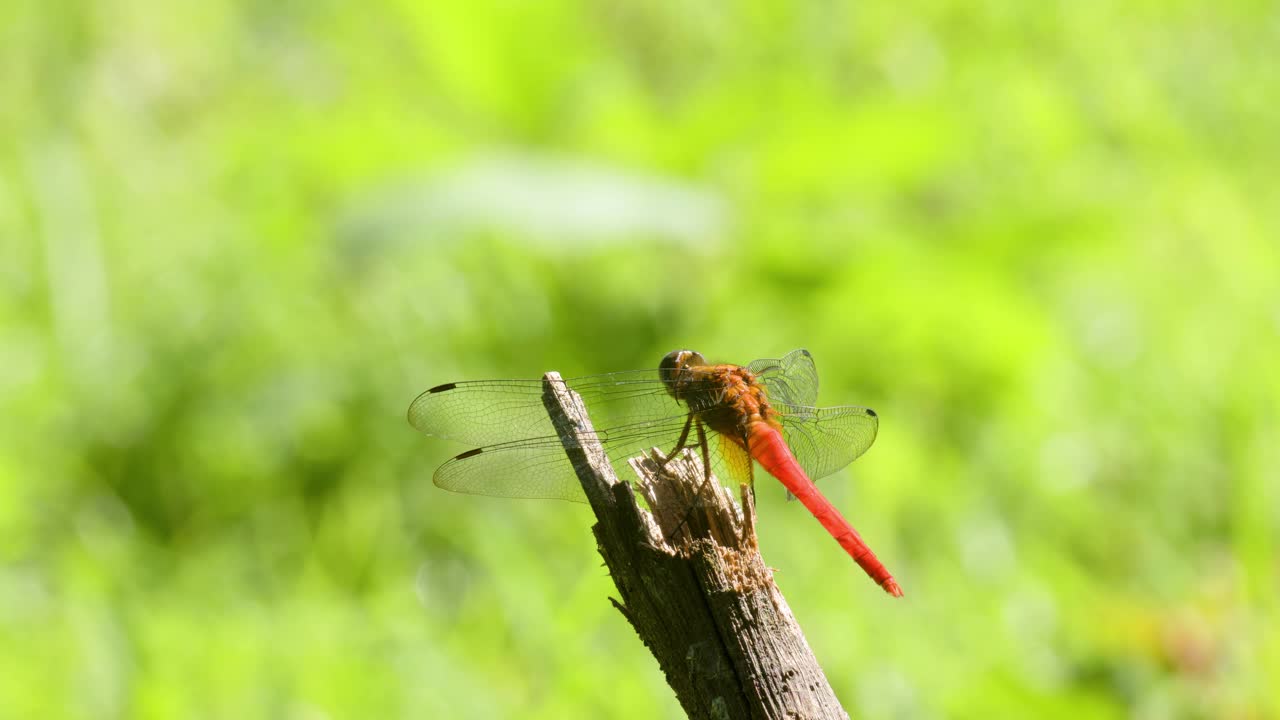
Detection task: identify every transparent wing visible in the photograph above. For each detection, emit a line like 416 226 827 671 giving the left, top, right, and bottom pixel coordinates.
433 436 585 501
749 349 819 408
432 415 695 502
432 402 877 502
409 350 821 448
408 370 682 447
773 403 879 482
412 351 840 502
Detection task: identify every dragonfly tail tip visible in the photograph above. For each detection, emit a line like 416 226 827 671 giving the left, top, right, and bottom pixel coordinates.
882 579 904 598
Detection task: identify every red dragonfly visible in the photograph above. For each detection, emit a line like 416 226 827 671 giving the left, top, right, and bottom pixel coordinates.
408 349 901 597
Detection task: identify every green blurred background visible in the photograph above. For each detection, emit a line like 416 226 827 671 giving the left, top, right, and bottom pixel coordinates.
3 1 1278 718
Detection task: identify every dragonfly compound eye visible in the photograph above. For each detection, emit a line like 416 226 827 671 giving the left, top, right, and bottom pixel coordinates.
659 349 706 396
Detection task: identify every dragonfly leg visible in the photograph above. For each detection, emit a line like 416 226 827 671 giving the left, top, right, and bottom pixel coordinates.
698 421 713 487
656 413 694 469
664 420 718 544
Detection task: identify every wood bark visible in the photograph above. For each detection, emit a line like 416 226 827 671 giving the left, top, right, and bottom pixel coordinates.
541 371 849 720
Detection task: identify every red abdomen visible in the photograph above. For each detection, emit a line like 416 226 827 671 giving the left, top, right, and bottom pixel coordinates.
747 422 902 597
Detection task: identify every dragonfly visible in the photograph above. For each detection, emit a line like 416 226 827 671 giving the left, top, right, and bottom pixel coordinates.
407 349 902 597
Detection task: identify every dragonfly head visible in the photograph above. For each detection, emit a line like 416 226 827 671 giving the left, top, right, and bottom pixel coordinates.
659 349 706 400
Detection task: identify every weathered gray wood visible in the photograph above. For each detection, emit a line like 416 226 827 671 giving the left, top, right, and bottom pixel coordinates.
541 372 850 720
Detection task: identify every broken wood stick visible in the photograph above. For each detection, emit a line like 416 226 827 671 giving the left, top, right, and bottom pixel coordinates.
541 371 850 720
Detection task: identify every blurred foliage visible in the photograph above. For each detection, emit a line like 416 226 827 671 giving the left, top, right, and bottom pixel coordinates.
3 0 1279 718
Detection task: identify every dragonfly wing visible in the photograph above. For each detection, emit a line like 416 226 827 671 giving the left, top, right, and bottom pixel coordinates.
434 436 586 502
717 432 754 486
773 403 879 482
431 414 696 502
408 370 685 447
750 349 819 408
409 379 553 446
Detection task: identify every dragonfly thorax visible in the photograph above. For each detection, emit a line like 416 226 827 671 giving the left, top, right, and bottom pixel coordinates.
659 349 768 431
680 363 779 443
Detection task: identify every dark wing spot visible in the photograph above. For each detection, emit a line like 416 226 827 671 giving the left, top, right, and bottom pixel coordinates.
866 408 877 417
454 448 483 460
428 382 457 393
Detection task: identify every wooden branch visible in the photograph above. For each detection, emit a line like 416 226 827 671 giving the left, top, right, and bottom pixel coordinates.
541 372 850 720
